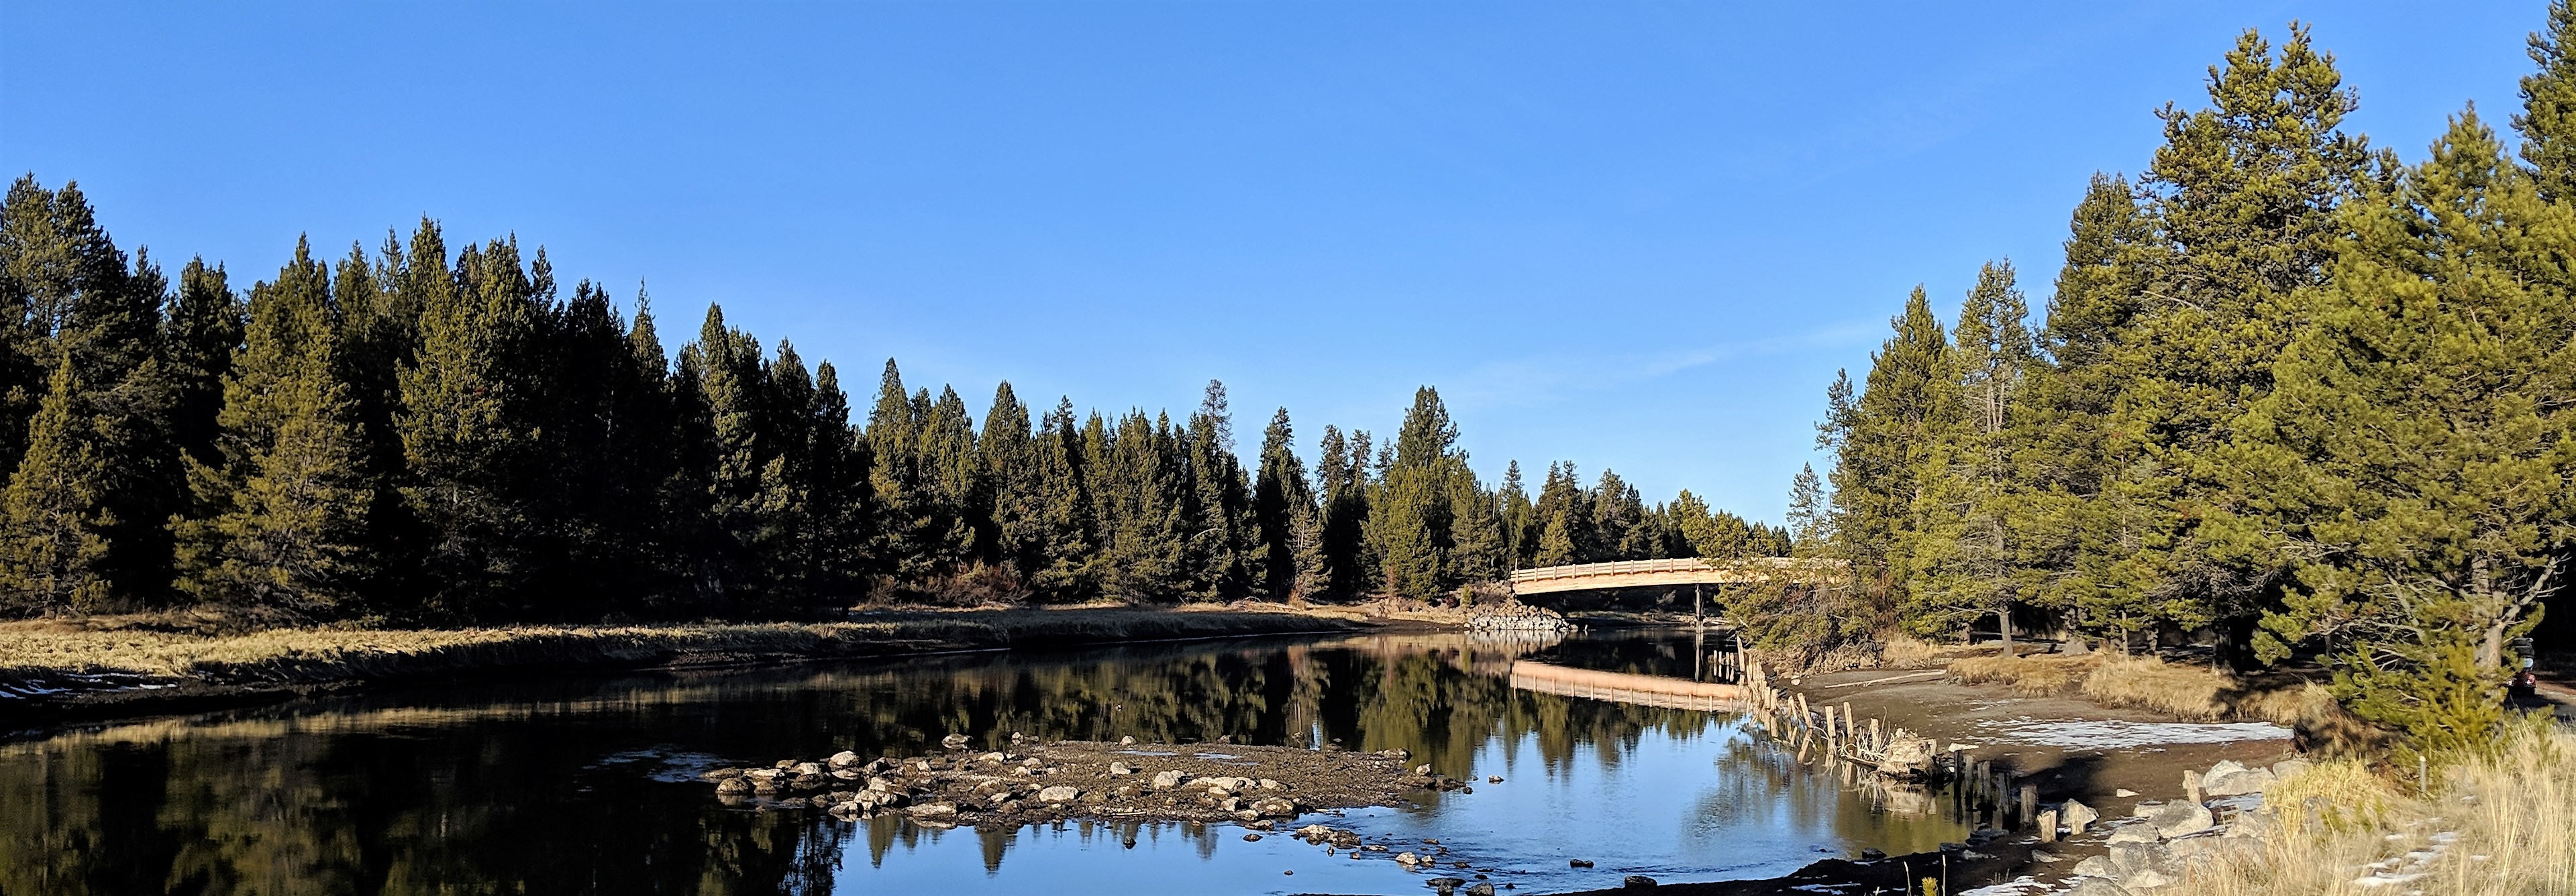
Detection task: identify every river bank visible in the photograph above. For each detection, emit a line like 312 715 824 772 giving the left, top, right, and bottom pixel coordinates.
0 605 1382 723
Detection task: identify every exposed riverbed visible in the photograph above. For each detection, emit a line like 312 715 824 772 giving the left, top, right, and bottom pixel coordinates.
1 629 1978 895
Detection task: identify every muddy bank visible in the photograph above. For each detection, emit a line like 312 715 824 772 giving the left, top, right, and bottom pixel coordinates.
0 608 1376 725
697 737 1476 830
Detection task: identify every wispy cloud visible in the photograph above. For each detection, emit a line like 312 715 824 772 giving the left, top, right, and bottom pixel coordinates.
1439 318 1882 410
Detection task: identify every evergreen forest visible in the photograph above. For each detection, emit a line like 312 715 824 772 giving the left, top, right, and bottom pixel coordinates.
0 186 1785 624
1806 10 2576 748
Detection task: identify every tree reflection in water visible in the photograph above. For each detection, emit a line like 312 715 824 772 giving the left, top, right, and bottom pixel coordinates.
0 630 1968 895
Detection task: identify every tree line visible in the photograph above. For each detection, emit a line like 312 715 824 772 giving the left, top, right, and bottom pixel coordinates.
0 183 1784 623
1806 9 2576 748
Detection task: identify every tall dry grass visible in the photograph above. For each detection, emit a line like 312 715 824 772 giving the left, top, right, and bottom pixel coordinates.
2081 655 2229 721
0 606 1358 698
2171 717 2576 896
1948 653 2103 695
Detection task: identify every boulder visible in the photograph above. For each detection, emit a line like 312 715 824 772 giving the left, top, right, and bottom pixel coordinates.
1037 785 1081 803
827 750 861 769
830 769 860 781
2106 824 2159 845
1151 771 1190 789
1874 731 1941 779
715 777 752 795
2124 867 2175 889
2204 767 2275 797
2148 801 2215 838
1622 875 1659 888
2169 834 2257 868
2071 855 2122 879
2110 842 2177 877
2270 758 2312 780
1395 852 1423 866
909 803 958 820
1466 883 1496 896
1251 797 1297 818
790 773 828 790
1428 877 1466 895
941 734 972 750
2061 798 2100 835
1119 736 1136 745
791 762 823 776
1257 779 1284 791
2065 878 2134 896
700 768 745 781
1109 762 1135 775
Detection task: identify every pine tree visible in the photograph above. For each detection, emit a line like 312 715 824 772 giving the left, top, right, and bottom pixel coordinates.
2109 25 2383 650
395 237 543 619
174 242 372 615
2234 112 2571 749
164 258 242 470
2518 0 2576 201
1906 262 2039 649
1025 398 1096 599
0 355 113 612
1786 463 1830 554
1251 407 1313 598
1498 460 1534 569
983 381 1043 579
1183 380 1254 600
1826 286 1954 602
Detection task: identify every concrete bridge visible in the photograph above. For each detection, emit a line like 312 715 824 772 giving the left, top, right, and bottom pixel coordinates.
1506 557 1848 597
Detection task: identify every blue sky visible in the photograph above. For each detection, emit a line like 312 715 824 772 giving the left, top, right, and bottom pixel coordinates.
0 2 2546 521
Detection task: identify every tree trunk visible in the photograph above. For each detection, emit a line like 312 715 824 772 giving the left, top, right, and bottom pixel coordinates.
1998 606 2014 658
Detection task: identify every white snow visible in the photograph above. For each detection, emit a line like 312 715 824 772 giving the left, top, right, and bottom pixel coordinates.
1969 716 2294 749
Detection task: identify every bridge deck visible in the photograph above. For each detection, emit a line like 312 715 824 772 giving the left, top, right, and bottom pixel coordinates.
1508 557 1846 596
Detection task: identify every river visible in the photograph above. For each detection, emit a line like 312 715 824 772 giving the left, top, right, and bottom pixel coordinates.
0 628 1971 895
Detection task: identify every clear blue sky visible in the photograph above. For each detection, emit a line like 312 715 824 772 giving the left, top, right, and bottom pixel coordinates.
0 1 2546 522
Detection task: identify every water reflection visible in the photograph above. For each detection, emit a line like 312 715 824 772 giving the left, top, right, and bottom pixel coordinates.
0 630 1969 895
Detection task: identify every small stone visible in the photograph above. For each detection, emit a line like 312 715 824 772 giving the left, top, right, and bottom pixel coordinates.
1488 775 1504 784
1415 764 1433 775
1151 771 1190 789
1569 858 1594 868
715 777 752 795
1243 833 1263 842
1467 884 1496 896
1622 875 1659 888
1396 852 1423 866
827 750 860 769
1109 761 1135 775
1120 736 1137 745
2116 788 2140 797
1037 785 1080 803
941 734 972 750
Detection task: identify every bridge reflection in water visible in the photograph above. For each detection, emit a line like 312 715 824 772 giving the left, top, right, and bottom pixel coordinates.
1507 661 1751 712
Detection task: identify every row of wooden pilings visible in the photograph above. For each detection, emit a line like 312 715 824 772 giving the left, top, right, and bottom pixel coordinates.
1727 641 2051 840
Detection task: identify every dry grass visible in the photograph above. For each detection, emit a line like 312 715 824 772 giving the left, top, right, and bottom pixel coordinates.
2171 717 2576 896
0 606 1360 699
2080 654 2230 720
1879 633 1944 669
1947 653 2104 696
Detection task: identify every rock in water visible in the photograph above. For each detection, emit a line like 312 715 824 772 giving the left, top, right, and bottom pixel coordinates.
1873 730 1941 779
1466 883 1496 896
941 734 972 750
1394 852 1423 866
715 777 752 795
1622 875 1659 888
827 750 860 769
1428 877 1466 895
1569 859 1594 869
1251 797 1296 818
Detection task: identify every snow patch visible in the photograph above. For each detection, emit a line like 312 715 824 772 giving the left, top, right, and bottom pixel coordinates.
1971 716 2293 749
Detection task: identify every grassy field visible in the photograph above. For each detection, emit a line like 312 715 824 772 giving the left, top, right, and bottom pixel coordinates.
2171 716 2576 896
0 604 1367 710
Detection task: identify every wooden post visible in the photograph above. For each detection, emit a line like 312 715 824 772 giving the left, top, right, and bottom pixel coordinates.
2018 783 2037 830
2184 769 2204 806
2037 808 2059 843
1840 702 1855 741
1869 718 1882 750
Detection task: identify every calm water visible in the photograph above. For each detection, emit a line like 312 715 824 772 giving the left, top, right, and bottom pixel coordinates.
0 629 1968 895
